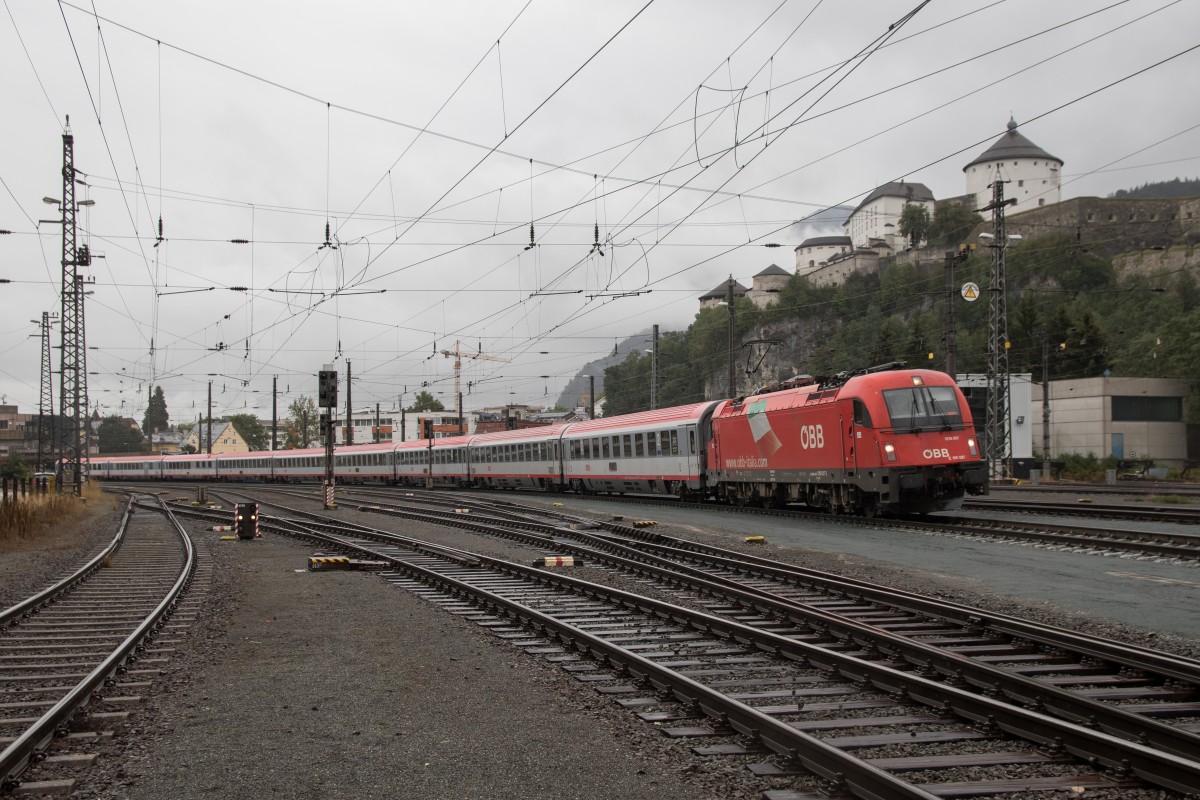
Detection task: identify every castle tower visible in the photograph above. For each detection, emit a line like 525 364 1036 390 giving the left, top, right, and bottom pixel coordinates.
964 117 1063 214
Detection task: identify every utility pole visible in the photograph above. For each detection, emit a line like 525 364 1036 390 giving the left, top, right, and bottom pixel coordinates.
457 392 464 434
206 381 213 455
980 176 1017 480
48 117 94 495
726 276 736 398
344 360 353 446
943 252 958 379
400 391 406 442
650 324 659 410
588 375 595 420
375 402 380 443
35 312 56 472
1042 334 1052 481
271 375 278 451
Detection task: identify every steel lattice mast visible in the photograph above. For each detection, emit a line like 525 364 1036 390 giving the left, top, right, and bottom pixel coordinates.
36 312 55 473
981 175 1015 480
56 119 91 495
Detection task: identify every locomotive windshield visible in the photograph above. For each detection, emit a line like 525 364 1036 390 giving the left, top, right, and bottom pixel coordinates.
882 386 964 431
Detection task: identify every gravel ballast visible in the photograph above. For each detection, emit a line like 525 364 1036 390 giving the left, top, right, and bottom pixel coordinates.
12 485 1200 798
87 523 751 800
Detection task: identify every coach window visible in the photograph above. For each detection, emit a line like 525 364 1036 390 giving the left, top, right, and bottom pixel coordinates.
660 430 670 456
635 433 645 458
621 434 631 458
589 437 598 459
583 439 591 459
601 437 610 459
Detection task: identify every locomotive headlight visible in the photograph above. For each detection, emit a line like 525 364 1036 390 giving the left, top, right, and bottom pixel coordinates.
883 442 897 462
967 438 978 456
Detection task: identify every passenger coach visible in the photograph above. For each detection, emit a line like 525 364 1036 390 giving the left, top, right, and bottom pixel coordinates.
469 424 567 490
560 402 720 497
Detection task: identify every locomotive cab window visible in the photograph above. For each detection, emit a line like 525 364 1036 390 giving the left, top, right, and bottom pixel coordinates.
882 386 962 431
852 399 873 428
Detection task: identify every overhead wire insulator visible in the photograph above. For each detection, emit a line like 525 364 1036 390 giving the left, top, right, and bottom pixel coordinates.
524 222 535 251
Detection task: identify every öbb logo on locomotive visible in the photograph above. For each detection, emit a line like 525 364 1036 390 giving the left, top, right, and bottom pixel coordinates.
799 424 824 450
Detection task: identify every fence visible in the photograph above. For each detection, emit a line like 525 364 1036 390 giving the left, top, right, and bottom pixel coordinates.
0 477 53 504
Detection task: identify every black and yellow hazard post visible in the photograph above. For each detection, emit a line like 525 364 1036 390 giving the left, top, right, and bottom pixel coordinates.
234 502 259 540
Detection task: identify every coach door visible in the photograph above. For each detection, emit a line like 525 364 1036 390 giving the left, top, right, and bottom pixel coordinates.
683 425 699 476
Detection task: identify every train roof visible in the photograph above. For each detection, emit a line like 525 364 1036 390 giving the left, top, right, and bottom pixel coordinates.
562 401 720 435
469 424 569 445
273 447 325 457
93 454 168 462
429 435 472 447
717 367 959 417
326 441 398 454
215 450 277 459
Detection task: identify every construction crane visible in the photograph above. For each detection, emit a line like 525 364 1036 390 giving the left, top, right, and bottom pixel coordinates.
441 340 509 431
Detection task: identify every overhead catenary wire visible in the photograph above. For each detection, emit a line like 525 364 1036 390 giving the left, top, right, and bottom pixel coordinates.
24 2 1195 415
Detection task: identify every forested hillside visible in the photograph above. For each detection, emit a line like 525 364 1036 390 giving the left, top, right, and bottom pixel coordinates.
603 233 1200 421
1109 177 1200 199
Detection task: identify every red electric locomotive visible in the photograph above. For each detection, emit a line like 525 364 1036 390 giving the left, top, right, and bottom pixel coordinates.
708 363 986 515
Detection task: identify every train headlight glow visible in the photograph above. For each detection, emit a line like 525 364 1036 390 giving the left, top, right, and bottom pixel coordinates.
883 443 897 462
967 438 978 456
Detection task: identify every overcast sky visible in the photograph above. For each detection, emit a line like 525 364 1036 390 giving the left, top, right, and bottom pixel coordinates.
3 0 1198 424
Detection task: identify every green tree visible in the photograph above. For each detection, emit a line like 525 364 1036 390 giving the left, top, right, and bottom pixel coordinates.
898 203 931 249
227 413 268 451
928 200 984 246
142 386 169 435
407 390 445 412
97 415 146 454
286 396 320 448
1 451 31 480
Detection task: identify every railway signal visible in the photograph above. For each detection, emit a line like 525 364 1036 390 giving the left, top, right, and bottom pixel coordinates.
234 502 259 539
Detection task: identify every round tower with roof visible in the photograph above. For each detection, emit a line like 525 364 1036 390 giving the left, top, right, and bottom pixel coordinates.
964 117 1063 215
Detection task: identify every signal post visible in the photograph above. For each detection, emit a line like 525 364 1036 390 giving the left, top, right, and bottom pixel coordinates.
319 365 338 509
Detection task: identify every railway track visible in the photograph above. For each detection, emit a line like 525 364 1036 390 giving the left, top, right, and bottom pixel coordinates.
345 483 1200 563
965 496 1200 525
118 480 1200 564
0 495 199 796
163 486 1200 797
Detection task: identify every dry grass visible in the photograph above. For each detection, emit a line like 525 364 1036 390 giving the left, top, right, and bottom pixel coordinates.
0 482 108 550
